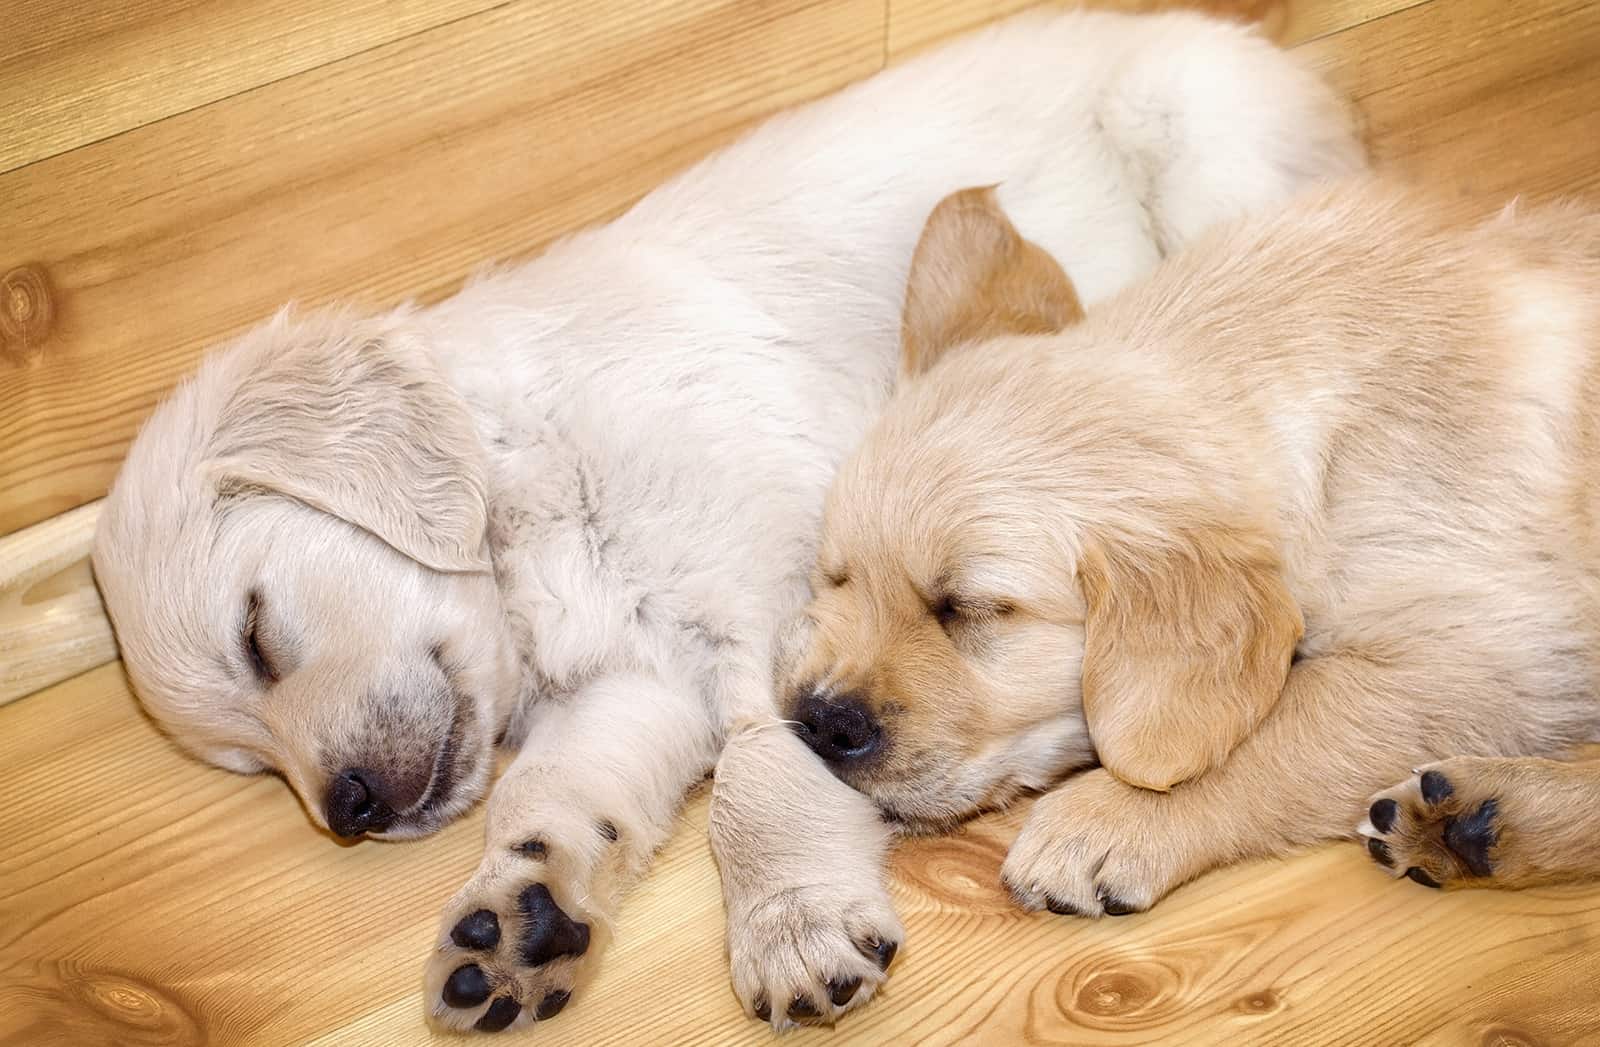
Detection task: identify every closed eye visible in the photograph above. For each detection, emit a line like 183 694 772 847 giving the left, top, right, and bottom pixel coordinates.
243 590 279 684
930 593 1015 633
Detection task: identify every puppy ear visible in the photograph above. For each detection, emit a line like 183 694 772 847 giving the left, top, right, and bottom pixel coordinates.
900 186 1084 378
1077 521 1303 791
202 320 492 573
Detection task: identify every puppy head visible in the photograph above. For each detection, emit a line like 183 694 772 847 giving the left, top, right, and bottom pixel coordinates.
777 187 1091 829
779 187 1299 828
93 308 517 839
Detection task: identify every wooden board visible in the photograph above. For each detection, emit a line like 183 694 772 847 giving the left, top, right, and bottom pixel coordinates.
0 0 882 536
884 0 1428 57
2 665 1597 1046
0 501 112 707
0 0 512 173
1299 0 1600 204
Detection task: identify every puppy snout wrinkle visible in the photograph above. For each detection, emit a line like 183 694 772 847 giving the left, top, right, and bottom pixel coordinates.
793 691 882 762
325 768 399 837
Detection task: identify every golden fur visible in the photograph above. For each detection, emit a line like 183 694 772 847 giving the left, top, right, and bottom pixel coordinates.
779 179 1600 913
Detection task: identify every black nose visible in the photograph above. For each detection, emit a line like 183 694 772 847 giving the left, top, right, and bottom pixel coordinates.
793 691 882 762
324 768 398 838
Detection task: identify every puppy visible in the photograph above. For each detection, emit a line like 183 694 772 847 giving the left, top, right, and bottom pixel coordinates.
91 9 1363 1033
780 179 1600 918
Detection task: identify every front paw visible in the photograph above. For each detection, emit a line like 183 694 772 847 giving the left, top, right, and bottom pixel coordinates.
424 840 605 1033
1359 760 1503 889
726 882 903 1031
1002 768 1190 917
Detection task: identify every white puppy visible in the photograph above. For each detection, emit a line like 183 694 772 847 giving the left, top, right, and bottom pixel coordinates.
92 8 1363 1034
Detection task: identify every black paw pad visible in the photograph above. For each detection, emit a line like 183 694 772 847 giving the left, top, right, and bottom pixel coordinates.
535 989 571 1020
1368 798 1399 834
1098 892 1137 916
1405 866 1442 889
857 937 898 971
1420 770 1454 806
451 909 501 951
1045 895 1086 916
753 994 771 1022
517 883 591 966
828 976 861 1007
443 964 491 1009
1443 798 1498 877
1367 837 1394 868
475 996 521 1032
788 993 819 1020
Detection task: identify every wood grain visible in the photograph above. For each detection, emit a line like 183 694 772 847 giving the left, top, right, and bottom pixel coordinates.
0 500 112 707
1299 0 1600 204
1 665 1597 1046
0 0 882 536
0 0 512 174
883 0 1428 57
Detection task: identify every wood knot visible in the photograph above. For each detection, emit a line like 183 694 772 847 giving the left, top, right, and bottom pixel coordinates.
1075 970 1156 1017
1235 988 1282 1015
1 264 57 350
8 963 207 1046
1481 1025 1543 1047
1063 956 1188 1029
891 830 1014 913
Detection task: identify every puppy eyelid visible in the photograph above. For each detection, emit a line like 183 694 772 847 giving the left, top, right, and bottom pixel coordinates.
243 590 279 684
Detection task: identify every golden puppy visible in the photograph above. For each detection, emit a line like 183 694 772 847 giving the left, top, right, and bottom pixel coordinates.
777 181 1600 915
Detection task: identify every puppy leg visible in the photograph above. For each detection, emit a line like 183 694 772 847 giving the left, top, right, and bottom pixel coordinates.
710 724 903 1031
1003 646 1596 915
424 672 717 1033
1360 755 1600 890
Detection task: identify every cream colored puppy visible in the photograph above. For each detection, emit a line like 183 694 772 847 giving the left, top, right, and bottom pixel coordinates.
92 8 1364 1033
781 181 1600 915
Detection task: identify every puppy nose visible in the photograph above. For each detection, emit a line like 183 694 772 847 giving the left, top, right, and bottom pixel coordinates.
793 691 882 762
324 768 398 838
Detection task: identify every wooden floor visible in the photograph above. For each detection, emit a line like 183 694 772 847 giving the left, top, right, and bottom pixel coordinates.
4 0 1600 1045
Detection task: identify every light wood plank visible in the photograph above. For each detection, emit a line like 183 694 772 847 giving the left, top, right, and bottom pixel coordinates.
0 500 112 706
1300 0 1600 205
883 0 1426 58
0 0 883 537
1 666 1596 1045
0 0 514 173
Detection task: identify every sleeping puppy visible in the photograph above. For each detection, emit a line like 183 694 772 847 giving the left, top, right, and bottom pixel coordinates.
781 180 1600 915
91 8 1364 1034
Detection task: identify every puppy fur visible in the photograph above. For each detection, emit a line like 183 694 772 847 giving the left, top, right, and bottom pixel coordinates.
781 179 1600 918
92 9 1363 1033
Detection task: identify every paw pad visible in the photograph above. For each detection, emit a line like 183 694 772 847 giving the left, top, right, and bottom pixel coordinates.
451 910 501 950
1360 765 1504 889
432 879 593 1032
475 997 521 1033
518 883 591 966
444 964 492 1008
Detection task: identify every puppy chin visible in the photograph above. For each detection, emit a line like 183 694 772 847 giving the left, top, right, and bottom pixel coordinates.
866 778 992 836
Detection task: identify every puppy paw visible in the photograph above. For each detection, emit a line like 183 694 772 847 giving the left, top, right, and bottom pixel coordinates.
424 840 605 1033
1002 768 1193 917
1359 759 1505 889
726 882 903 1031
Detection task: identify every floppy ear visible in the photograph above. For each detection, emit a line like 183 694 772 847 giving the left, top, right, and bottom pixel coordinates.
202 321 492 573
900 185 1084 378
1077 521 1303 791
